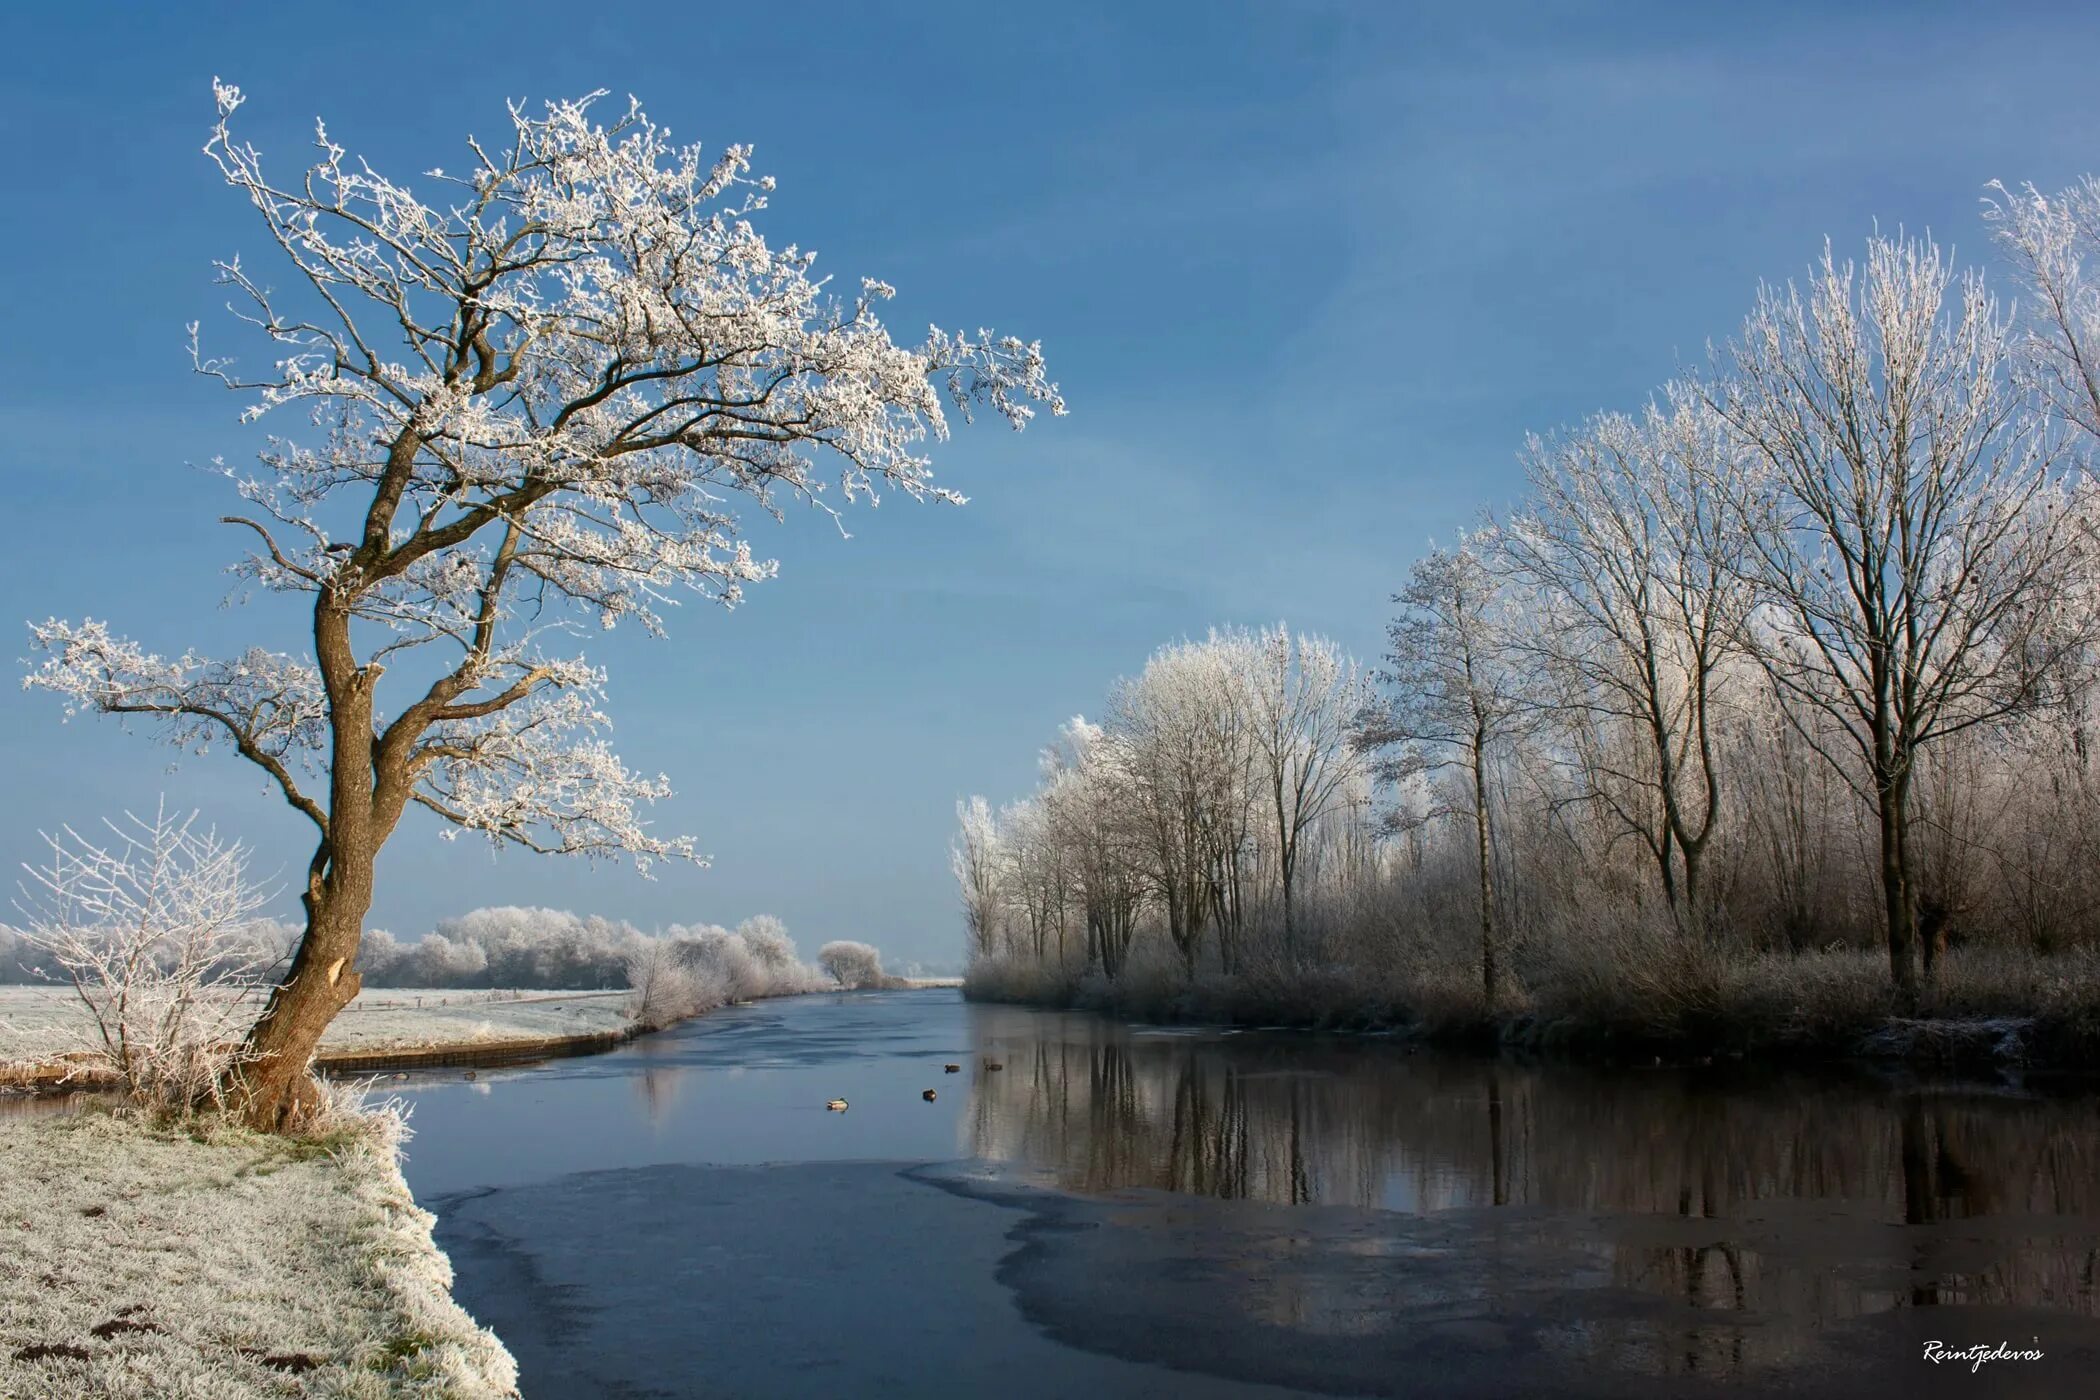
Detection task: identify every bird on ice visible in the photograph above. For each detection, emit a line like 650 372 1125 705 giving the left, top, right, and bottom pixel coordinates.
826 1098 849 1112
922 1089 938 1101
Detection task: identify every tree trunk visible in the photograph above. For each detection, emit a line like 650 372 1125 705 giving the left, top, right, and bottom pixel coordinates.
1472 730 1498 1009
1680 845 1704 945
1281 872 1296 965
1487 1072 1507 1207
234 880 371 1131
233 599 383 1131
1877 769 1919 1002
1165 884 1195 977
1919 896 1949 985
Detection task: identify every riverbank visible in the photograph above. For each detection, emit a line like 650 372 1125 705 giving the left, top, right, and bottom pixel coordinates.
0 1104 517 1398
965 945 2100 1076
0 983 907 1093
0 987 639 1092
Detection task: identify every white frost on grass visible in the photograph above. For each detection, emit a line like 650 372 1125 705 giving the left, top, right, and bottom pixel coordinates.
321 989 633 1051
0 1107 518 1398
0 986 632 1066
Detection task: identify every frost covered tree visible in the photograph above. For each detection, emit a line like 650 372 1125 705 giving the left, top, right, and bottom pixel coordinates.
1363 539 1530 1005
1986 175 2100 446
1111 640 1246 975
1708 234 2085 994
733 914 798 976
1042 717 1145 978
950 797 1006 961
817 939 885 989
1503 392 1749 935
1001 796 1071 966
22 83 1060 1130
1242 625 1372 960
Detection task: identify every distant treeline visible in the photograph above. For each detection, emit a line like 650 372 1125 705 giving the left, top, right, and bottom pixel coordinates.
0 906 850 993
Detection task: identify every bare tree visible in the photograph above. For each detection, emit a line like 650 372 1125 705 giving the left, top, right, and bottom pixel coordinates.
1708 234 2085 994
1364 538 1530 1005
1001 797 1070 967
1985 176 2100 445
1111 641 1243 975
950 797 1007 962
17 807 275 1115
1503 391 1750 936
1242 625 1372 961
1041 717 1145 978
1732 680 1847 951
23 84 1059 1129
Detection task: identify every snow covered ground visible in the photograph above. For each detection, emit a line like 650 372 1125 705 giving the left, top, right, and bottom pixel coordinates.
0 1106 517 1398
0 987 633 1067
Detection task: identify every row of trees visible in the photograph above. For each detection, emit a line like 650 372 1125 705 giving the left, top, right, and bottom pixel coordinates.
356 908 807 990
962 177 2100 1019
953 624 1376 984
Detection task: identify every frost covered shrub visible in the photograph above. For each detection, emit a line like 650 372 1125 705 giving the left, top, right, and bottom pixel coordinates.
818 939 888 989
353 905 821 994
6 914 259 985
15 809 275 1117
357 907 654 987
671 923 761 999
608 922 833 1028
1517 907 1729 1043
736 914 799 975
677 922 830 999
626 939 702 1031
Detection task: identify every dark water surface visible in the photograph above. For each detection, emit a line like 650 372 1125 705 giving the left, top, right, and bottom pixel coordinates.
400 989 2100 1398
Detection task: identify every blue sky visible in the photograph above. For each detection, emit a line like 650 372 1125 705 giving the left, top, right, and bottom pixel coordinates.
2 1 2095 966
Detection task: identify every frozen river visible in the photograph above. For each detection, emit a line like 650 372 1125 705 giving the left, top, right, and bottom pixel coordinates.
400 988 2100 1398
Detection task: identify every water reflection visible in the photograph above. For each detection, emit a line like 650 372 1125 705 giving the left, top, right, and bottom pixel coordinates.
962 1006 2100 1385
633 1062 685 1124
0 1089 86 1120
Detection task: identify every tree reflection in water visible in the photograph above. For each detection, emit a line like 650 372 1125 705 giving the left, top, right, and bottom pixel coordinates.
963 1005 2100 1383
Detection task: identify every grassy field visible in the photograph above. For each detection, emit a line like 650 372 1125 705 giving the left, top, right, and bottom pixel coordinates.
0 1105 516 1398
0 987 633 1070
